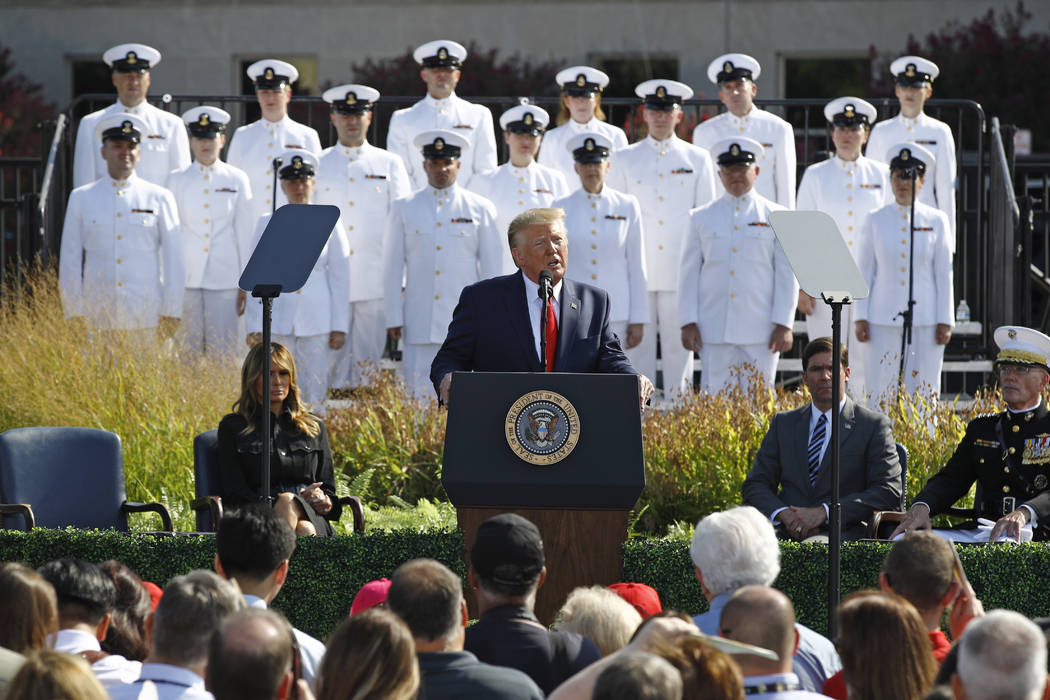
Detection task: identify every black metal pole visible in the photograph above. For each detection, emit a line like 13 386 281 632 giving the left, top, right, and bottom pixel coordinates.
828 297 844 639
271 158 281 216
897 174 918 401
260 296 273 504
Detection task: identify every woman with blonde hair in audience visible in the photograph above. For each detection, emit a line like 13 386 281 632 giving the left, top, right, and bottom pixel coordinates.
314 607 419 700
553 585 642 656
0 563 57 654
835 590 937 700
3 648 110 700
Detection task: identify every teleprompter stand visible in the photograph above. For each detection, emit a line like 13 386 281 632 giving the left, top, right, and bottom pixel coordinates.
769 210 868 639
239 204 340 503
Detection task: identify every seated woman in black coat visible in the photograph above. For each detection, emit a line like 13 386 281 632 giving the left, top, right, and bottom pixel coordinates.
217 342 341 536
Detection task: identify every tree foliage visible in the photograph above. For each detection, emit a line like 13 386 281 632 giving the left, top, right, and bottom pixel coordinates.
0 44 57 157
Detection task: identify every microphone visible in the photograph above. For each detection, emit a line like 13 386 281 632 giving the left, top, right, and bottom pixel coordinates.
538 269 553 301
272 157 283 170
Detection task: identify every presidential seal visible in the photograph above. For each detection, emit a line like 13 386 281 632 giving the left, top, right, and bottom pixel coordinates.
505 391 581 466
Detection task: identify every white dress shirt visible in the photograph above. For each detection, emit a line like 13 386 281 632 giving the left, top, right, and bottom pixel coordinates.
242 594 324 686
50 628 142 687
521 270 562 364
538 117 629 183
108 663 213 700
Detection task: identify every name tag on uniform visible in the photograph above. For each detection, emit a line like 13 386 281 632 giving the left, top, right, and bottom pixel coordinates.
215 188 238 193
605 215 626 221
534 188 553 194
131 208 155 214
365 174 387 180
453 124 473 130
915 140 937 146
748 222 769 227
974 438 1000 449
450 217 474 223
671 168 693 175
914 227 934 232
1023 436 1050 465
147 134 165 140
859 183 882 189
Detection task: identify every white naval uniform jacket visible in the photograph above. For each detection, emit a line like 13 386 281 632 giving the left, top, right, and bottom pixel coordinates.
538 117 629 184
854 200 954 327
609 135 718 291
866 113 958 249
467 160 570 273
383 183 503 344
73 101 190 189
553 187 649 325
795 154 892 259
679 190 798 345
316 142 411 303
691 107 796 208
226 116 322 225
245 213 350 337
386 93 497 190
59 173 184 329
165 160 254 290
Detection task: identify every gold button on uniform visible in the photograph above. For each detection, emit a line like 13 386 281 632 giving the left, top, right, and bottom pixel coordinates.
1009 447 1017 454
1003 485 1011 493
1013 425 1020 433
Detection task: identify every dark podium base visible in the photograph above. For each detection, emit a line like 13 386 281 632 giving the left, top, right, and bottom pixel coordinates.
458 506 629 626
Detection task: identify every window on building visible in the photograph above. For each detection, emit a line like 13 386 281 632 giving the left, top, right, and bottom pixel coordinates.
70 58 116 120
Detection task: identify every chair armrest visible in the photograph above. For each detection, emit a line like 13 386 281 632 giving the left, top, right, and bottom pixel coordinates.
870 510 904 539
190 495 224 531
122 501 174 532
337 495 365 533
0 503 35 530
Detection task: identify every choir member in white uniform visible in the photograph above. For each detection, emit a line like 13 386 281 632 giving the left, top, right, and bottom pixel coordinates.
795 97 892 402
538 66 629 183
468 104 570 273
609 79 717 399
855 143 953 407
552 133 649 350
60 114 184 337
316 84 411 389
227 60 322 226
383 130 503 400
866 56 958 252
679 137 798 395
385 40 497 191
245 151 350 415
691 54 796 208
166 107 254 358
72 44 189 189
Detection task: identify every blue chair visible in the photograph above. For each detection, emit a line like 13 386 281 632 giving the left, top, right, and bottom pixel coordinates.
191 429 365 533
0 426 172 531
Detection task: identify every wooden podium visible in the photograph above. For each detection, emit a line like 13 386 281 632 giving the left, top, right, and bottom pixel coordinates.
442 372 645 625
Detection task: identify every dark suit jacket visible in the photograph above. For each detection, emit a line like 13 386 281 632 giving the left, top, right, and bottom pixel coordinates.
430 272 637 394
742 397 902 538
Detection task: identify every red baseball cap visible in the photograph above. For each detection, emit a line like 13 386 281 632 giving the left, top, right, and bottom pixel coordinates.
350 578 392 616
608 582 662 619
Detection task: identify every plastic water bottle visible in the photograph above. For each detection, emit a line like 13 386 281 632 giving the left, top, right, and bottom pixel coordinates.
956 299 971 323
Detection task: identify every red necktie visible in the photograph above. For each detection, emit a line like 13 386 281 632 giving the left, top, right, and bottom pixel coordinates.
545 297 557 372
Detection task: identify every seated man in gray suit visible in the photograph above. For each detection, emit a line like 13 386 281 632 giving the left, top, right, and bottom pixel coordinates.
743 337 902 540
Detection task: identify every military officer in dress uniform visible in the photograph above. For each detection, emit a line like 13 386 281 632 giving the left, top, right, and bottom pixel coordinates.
866 56 958 252
796 97 892 403
691 54 796 208
245 150 350 415
316 84 411 390
385 41 497 191
891 326 1050 542
552 133 649 350
72 44 190 189
227 60 322 226
383 130 503 400
679 137 798 395
609 79 717 400
539 66 629 183
854 143 953 407
468 104 570 273
60 114 184 337
166 106 254 358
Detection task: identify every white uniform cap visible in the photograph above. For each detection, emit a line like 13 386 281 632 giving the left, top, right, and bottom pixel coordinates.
322 84 380 112
885 142 936 174
413 40 468 67
499 105 550 132
707 53 761 85
823 97 877 126
103 43 161 70
710 136 765 166
890 56 940 84
413 129 470 158
555 66 610 95
94 113 149 143
181 106 231 127
994 326 1050 370
246 59 299 87
634 79 694 104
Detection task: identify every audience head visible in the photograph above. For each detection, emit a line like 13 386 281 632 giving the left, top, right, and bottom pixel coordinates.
653 636 745 700
835 590 937 700
153 570 243 670
315 607 420 700
3 648 110 700
880 532 958 621
207 608 295 700
553 585 642 656
608 582 663 619
718 585 796 676
386 558 465 648
37 559 117 632
470 513 546 599
0 562 57 654
350 578 392 616
98 560 152 661
592 651 683 700
954 610 1048 700
215 504 297 584
690 506 780 598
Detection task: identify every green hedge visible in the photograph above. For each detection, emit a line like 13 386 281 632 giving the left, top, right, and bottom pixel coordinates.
5 530 1050 640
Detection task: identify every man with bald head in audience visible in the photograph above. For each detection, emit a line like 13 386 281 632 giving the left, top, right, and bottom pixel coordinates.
207 608 296 700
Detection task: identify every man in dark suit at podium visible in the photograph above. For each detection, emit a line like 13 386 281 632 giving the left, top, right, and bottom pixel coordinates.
430 207 654 405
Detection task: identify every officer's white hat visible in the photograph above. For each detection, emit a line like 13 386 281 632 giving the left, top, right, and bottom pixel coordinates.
499 105 550 134
103 43 161 72
322 84 380 113
710 136 765 166
635 79 693 109
886 142 936 176
823 97 877 127
181 106 231 137
707 53 761 85
556 66 610 96
413 129 470 159
566 133 613 162
413 40 467 69
276 149 318 180
890 56 939 86
994 326 1050 371
94 113 148 144
247 60 299 89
